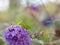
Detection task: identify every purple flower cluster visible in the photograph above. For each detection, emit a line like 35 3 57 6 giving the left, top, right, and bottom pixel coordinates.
4 25 31 45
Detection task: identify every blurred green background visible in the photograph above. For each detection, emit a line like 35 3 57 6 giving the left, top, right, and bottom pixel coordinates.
0 0 60 45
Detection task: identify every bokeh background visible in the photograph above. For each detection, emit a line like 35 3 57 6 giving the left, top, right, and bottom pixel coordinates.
0 0 60 45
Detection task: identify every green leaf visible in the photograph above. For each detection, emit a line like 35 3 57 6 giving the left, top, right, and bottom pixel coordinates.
19 23 31 30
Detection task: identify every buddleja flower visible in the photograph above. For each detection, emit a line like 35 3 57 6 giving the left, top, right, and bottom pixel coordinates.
4 25 31 45
42 15 52 27
29 4 39 12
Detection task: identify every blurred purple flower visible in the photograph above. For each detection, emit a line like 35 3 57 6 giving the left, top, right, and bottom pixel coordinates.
4 25 31 45
29 5 39 12
42 15 52 27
